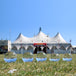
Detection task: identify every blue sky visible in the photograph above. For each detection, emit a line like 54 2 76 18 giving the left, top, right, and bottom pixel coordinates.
0 0 76 45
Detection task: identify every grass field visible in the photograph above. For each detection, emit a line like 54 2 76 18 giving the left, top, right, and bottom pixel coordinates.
0 54 76 76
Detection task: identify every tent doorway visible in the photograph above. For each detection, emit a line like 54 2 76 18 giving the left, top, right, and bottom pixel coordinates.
33 43 47 54
33 46 42 54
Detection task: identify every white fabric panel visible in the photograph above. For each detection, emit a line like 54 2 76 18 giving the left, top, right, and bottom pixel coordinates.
13 32 67 44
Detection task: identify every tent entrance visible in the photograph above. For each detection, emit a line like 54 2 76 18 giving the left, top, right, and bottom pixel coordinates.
33 43 47 54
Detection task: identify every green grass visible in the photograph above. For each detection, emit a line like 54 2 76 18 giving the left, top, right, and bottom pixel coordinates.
4 52 17 59
23 52 33 58
0 54 76 76
36 52 46 58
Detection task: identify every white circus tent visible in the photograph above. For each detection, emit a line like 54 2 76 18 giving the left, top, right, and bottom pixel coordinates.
12 29 71 53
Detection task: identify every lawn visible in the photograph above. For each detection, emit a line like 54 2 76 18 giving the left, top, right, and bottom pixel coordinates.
0 54 76 76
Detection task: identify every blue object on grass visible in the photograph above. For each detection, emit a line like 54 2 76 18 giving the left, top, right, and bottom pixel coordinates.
22 58 34 62
4 58 17 63
49 58 60 61
36 58 47 62
62 58 72 61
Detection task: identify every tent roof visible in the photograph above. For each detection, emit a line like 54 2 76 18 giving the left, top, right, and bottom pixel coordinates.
13 31 67 44
53 32 67 43
30 31 51 43
13 33 30 43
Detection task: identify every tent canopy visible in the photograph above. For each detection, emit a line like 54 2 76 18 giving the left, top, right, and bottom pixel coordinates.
13 31 67 44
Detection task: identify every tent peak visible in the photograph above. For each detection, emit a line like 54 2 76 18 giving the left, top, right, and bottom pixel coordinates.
19 33 22 35
54 32 67 43
39 27 42 33
16 33 24 40
38 31 47 37
18 33 23 36
55 32 60 37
